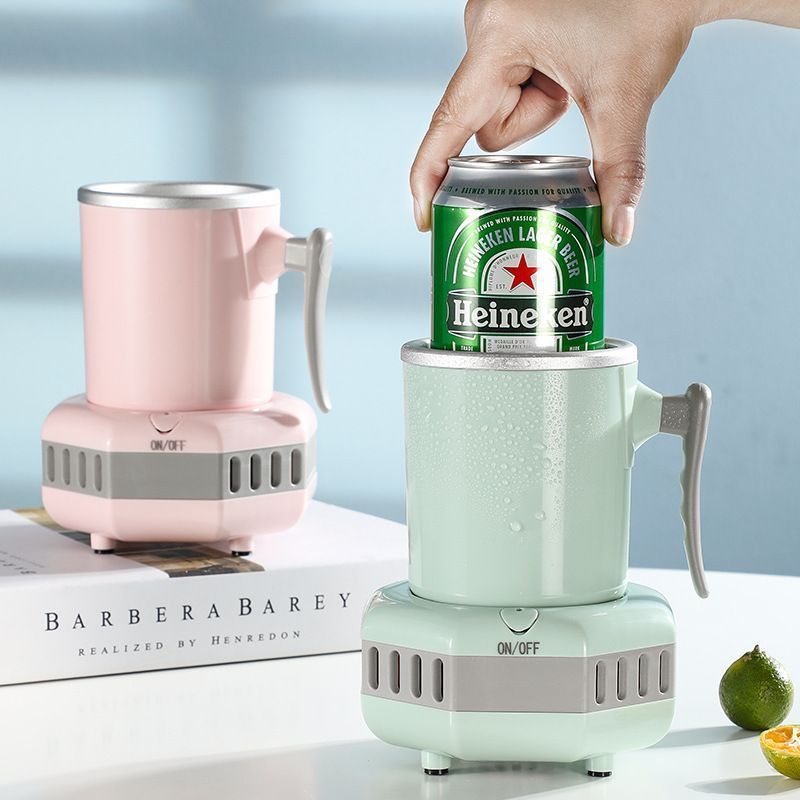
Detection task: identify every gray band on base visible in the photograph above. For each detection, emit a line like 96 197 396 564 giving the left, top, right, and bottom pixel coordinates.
42 438 315 501
362 640 675 714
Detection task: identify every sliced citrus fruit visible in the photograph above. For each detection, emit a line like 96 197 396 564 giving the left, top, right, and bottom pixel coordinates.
761 725 800 779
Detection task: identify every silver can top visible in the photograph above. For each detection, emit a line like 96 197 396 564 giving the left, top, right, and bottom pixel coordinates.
78 181 280 210
447 155 590 171
401 338 636 371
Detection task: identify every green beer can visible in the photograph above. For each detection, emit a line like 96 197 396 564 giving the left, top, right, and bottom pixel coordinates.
431 155 604 352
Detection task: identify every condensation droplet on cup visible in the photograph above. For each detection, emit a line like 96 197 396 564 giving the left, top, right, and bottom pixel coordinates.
509 521 522 533
503 497 511 504
534 511 546 521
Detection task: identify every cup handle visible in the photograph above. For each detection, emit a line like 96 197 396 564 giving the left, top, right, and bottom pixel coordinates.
284 228 333 413
659 383 713 598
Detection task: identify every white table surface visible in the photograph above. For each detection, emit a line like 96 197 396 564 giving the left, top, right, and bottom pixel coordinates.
3 567 800 799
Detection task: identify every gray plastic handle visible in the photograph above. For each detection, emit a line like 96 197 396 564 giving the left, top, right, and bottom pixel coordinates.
659 383 712 598
285 228 333 413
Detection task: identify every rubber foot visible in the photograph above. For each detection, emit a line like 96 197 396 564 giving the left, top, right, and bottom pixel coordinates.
424 769 449 776
587 770 612 778
93 549 115 555
231 550 252 557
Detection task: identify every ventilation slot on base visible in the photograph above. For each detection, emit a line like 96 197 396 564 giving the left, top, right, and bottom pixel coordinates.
659 649 671 693
270 452 282 488
367 647 379 690
250 454 262 491
94 455 103 492
410 654 422 698
61 449 71 486
595 660 607 705
616 657 628 701
431 658 444 703
46 446 55 483
78 451 87 489
389 651 401 694
229 457 242 494
291 449 302 486
638 654 649 697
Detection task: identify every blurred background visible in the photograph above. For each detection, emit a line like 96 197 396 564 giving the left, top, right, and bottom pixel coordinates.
0 1 797 575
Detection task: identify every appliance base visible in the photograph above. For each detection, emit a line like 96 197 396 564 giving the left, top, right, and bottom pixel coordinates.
361 581 676 774
41 394 317 551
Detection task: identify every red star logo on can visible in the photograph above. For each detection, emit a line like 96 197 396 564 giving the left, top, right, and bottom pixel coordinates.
503 253 538 291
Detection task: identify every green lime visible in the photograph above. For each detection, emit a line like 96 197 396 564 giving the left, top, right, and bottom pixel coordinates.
719 645 794 731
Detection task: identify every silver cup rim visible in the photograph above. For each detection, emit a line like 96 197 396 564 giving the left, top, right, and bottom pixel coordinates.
401 338 637 370
78 181 280 210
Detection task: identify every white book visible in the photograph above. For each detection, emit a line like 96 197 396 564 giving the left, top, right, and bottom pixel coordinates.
0 502 407 685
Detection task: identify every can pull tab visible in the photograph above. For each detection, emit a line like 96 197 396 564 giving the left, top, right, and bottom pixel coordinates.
659 383 712 598
284 228 333 413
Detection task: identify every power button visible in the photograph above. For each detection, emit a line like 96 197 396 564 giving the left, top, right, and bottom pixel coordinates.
499 607 539 635
149 413 182 434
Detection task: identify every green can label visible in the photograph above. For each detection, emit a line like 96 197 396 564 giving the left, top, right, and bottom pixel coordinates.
431 205 604 352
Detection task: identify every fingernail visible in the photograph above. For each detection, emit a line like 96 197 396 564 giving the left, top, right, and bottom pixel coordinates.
610 204 635 246
413 198 424 231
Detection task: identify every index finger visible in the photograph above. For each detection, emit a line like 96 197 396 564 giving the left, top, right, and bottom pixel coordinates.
410 51 507 231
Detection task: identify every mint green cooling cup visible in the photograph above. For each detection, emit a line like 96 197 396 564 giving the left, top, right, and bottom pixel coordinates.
402 339 710 608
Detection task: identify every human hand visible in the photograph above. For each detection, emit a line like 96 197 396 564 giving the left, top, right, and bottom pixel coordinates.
410 0 715 245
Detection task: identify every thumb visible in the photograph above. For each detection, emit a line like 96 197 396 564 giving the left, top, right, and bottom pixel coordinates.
581 98 650 247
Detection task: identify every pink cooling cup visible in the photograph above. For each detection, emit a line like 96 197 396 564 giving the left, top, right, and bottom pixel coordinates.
78 182 332 413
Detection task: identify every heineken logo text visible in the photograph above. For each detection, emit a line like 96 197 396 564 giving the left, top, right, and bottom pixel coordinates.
463 224 580 278
448 290 594 337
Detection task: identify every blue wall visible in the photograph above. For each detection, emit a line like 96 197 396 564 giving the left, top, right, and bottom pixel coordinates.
1 2 798 575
